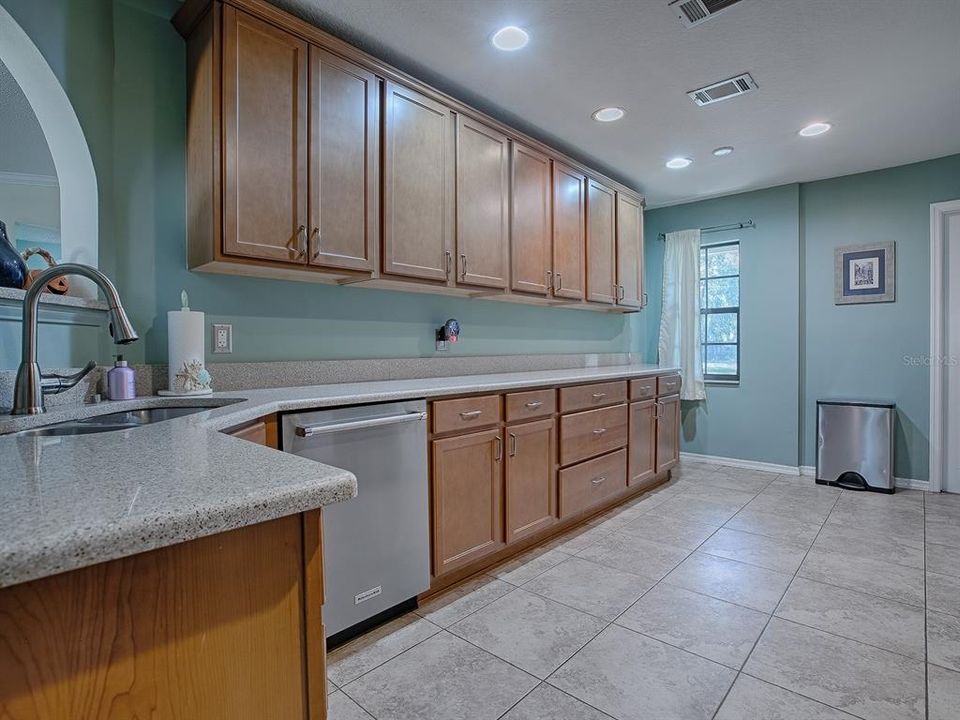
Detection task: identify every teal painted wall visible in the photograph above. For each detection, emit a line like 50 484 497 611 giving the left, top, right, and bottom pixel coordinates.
800 155 960 481
645 154 960 480
1 0 641 370
643 185 802 468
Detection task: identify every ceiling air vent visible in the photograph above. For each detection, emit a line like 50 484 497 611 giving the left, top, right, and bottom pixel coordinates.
688 73 758 107
670 0 745 28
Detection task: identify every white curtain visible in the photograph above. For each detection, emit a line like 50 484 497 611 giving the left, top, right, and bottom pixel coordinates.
658 229 706 401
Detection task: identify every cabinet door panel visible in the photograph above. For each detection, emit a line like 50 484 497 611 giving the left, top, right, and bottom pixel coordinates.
432 429 504 576
308 47 378 272
222 6 308 263
383 82 454 281
511 142 552 295
629 400 657 489
655 395 681 474
456 116 509 288
586 179 616 304
505 419 557 543
616 192 644 308
552 162 586 300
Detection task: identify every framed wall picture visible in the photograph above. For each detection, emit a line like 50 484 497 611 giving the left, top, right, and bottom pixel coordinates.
834 242 895 304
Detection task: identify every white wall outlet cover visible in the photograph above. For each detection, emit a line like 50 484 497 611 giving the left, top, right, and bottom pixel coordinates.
212 323 232 353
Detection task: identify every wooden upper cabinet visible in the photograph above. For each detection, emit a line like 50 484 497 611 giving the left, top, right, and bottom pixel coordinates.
586 179 617 304
552 162 586 300
616 192 644 309
308 47 378 273
382 81 454 282
431 429 505 576
510 142 552 295
456 116 510 289
222 6 308 264
505 418 557 543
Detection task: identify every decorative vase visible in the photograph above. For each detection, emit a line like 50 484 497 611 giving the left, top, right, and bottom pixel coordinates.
0 221 28 290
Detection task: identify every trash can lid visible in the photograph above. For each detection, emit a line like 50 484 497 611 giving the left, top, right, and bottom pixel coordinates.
817 399 896 408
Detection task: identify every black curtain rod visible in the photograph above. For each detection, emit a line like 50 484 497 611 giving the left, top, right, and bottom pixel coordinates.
657 219 755 240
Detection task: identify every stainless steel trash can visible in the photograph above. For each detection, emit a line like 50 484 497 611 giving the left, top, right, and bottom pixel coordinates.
816 400 895 493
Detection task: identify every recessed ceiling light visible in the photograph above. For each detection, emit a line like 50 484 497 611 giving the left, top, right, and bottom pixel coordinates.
712 146 734 156
799 122 831 137
592 107 626 123
665 157 693 169
491 26 529 51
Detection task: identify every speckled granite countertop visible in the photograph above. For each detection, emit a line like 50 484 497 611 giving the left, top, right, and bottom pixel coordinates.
0 362 673 588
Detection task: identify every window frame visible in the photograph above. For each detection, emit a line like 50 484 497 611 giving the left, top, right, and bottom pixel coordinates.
700 240 740 383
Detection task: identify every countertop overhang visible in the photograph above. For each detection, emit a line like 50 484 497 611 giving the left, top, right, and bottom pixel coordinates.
0 362 675 588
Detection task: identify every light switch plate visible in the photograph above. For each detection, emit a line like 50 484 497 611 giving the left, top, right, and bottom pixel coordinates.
213 323 232 353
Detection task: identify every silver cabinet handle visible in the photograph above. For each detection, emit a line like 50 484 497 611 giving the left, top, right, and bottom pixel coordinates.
591 476 606 485
642 292 648 307
545 270 553 289
509 432 517 457
495 435 502 462
309 227 320 260
618 284 625 301
524 401 543 409
592 392 606 400
295 411 426 437
445 251 452 278
655 402 664 420
460 410 482 420
460 253 467 279
555 272 562 291
592 427 607 436
293 225 307 258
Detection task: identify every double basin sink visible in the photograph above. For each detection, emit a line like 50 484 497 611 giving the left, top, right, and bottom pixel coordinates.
14 403 239 438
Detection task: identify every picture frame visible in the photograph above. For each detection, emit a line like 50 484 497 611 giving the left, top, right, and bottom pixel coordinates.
834 241 895 304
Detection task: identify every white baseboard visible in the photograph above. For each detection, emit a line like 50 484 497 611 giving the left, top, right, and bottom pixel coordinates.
695 458 931 491
679 452 800 476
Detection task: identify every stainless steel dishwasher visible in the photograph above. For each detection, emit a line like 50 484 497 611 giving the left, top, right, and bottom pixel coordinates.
282 400 430 643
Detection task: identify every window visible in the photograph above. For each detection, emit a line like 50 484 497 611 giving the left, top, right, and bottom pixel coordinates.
700 242 740 381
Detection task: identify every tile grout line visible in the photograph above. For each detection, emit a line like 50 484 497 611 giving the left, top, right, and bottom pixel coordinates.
708 484 845 719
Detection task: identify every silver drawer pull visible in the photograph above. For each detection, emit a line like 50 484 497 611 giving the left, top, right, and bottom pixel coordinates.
591 476 606 485
592 428 607 436
591 392 606 400
524 401 543 409
460 410 483 419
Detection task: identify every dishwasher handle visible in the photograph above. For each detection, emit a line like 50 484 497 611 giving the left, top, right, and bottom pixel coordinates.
295 411 426 437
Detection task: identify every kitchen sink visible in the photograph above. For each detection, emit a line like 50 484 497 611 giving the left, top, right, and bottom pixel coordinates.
13 403 239 438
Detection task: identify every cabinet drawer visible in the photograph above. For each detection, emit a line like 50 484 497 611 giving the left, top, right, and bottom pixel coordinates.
657 374 682 397
630 377 657 401
559 449 627 518
432 395 501 434
559 381 627 414
505 389 556 423
559 403 628 466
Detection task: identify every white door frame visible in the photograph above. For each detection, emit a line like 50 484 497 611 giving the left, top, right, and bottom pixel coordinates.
929 199 960 493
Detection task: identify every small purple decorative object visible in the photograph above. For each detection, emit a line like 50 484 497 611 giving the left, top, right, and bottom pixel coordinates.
0 220 28 290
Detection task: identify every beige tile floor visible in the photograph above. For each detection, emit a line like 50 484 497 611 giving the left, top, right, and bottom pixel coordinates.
326 461 960 720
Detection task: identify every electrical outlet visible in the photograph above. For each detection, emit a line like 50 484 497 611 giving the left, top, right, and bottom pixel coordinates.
213 323 232 353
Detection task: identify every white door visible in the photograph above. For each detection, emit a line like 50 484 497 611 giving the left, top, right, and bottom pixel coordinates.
940 202 960 493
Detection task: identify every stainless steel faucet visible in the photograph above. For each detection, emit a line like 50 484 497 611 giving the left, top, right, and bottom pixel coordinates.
11 263 139 415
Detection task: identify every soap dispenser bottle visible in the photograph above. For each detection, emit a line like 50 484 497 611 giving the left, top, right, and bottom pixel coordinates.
107 355 136 400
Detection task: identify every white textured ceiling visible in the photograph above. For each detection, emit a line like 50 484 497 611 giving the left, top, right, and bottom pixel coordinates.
274 0 960 207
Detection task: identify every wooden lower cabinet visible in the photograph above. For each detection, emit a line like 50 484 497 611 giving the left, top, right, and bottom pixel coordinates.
655 394 681 473
0 512 327 720
505 418 557 543
559 449 627 518
629 400 657 489
431 428 505 576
